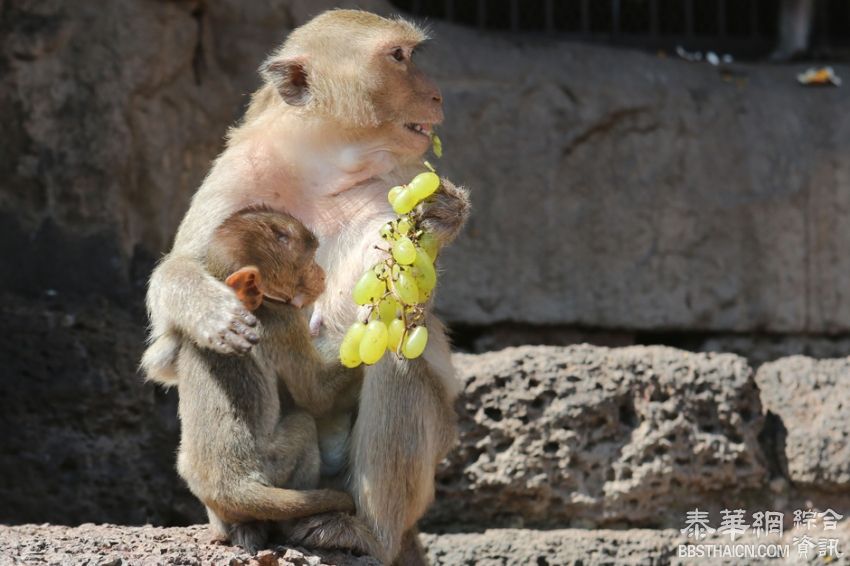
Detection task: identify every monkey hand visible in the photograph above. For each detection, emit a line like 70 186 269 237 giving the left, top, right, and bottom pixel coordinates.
192 281 260 354
418 178 470 247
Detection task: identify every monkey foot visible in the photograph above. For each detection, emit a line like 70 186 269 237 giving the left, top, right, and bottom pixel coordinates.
285 512 383 561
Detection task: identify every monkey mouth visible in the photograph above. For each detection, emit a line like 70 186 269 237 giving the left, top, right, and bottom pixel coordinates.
404 122 433 137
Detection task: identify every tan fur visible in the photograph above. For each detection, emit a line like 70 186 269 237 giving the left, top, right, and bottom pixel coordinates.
170 209 364 553
144 9 469 563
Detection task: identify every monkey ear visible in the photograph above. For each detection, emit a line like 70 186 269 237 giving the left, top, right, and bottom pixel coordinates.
261 57 311 107
225 267 264 311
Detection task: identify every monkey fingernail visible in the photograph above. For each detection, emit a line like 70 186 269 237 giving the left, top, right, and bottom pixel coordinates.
243 312 258 326
247 332 260 344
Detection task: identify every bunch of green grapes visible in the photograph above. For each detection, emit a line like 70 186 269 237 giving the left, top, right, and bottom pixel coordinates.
339 137 444 368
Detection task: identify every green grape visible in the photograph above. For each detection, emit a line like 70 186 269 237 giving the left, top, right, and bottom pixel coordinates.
407 172 440 201
394 270 420 305
391 263 401 279
352 270 386 305
402 325 428 359
418 288 431 303
431 134 443 158
339 322 366 368
392 236 417 265
412 248 436 292
388 318 405 353
378 296 400 324
359 320 389 365
397 216 412 235
392 188 418 215
375 263 392 279
388 186 404 206
379 222 394 240
418 231 439 262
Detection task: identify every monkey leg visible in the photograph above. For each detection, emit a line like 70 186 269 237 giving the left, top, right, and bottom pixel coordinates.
206 506 230 542
289 356 454 563
348 357 450 562
283 512 383 560
230 522 271 554
392 527 429 566
206 480 355 527
264 410 321 490
202 413 352 523
207 505 271 553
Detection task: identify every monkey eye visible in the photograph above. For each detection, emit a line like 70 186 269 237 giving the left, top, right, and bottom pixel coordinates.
391 47 405 62
274 229 290 244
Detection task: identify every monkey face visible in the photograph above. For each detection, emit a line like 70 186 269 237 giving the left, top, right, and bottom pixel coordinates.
254 212 324 308
369 46 444 157
215 207 325 310
260 11 442 158
290 262 326 308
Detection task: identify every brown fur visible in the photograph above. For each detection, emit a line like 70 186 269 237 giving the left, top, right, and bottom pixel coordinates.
144 10 470 563
173 208 362 553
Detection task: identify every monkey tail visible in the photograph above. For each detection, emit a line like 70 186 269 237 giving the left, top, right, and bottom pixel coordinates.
213 484 355 523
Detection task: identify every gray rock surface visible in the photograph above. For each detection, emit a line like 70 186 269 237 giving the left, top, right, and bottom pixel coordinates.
0 524 378 566
3 0 850 333
422 525 850 566
0 294 202 526
423 528 683 566
756 356 850 489
0 0 298 301
430 31 850 333
700 336 850 369
426 345 766 529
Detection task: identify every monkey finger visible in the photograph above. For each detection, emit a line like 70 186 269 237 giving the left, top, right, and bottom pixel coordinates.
231 320 260 344
238 309 258 327
224 331 256 354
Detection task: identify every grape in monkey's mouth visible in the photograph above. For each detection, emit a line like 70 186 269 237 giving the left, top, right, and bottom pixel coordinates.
404 123 432 137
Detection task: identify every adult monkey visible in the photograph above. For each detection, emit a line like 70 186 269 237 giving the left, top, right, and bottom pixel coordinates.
145 9 469 564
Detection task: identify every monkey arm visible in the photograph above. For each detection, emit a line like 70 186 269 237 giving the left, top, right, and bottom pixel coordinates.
279 348 361 417
419 177 470 247
147 253 259 355
270 313 362 416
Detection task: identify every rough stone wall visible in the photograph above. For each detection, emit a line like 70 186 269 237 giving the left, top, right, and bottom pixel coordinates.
0 0 293 300
756 356 850 490
3 0 850 334
428 345 767 529
0 294 201 526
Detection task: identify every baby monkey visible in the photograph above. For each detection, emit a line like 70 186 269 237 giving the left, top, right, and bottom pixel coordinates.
167 206 359 551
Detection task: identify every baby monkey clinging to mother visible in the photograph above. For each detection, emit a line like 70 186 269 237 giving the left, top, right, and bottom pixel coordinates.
167 206 365 552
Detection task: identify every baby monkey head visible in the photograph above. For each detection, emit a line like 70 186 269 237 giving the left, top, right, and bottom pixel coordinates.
208 206 325 311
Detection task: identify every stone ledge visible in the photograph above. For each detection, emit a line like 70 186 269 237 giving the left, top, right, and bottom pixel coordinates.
423 525 850 566
428 344 766 528
4 523 848 566
0 524 378 566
